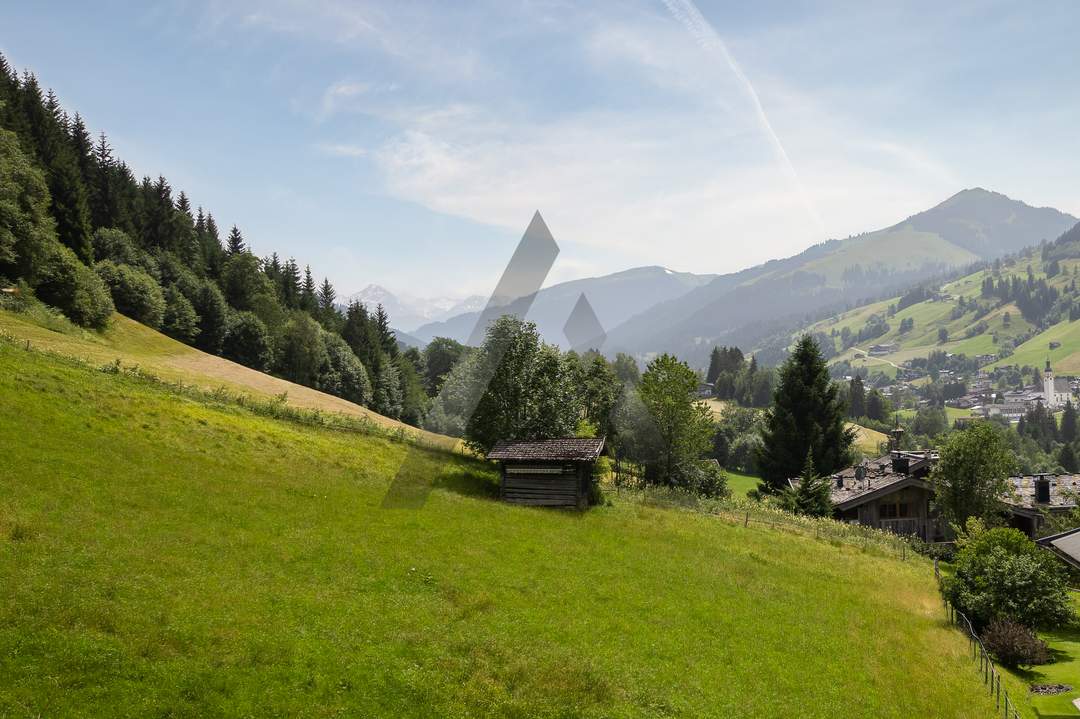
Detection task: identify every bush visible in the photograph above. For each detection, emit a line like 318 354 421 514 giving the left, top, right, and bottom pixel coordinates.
222 311 273 371
34 244 114 329
95 260 165 328
982 619 1051 668
162 285 200 344
943 524 1074 630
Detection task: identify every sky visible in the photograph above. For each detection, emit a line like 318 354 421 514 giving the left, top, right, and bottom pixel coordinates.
5 1 1080 300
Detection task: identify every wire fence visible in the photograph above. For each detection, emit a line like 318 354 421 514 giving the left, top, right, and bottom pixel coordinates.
615 485 920 560
934 560 1024 719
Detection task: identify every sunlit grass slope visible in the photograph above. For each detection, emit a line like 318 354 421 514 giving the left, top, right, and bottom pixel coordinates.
0 341 1003 718
0 306 453 447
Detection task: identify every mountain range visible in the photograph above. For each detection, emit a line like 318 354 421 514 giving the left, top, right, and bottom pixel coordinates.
410 266 717 348
356 189 1077 366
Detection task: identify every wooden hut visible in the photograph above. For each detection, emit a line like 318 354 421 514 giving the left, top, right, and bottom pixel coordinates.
486 438 605 509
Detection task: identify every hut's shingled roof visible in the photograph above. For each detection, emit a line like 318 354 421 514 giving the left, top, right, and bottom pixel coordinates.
487 438 605 462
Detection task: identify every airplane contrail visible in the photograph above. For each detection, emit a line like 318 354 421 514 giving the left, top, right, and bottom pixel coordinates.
660 0 827 240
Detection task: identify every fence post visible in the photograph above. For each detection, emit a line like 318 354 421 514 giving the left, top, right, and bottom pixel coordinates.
744 510 749 528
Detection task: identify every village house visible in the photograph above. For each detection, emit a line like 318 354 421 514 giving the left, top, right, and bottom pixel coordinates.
803 431 1080 539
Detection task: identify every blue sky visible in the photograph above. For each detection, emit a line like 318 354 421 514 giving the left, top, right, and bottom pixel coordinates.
5 1 1080 299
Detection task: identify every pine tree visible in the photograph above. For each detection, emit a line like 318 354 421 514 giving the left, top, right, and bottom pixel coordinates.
175 190 192 217
849 375 866 418
782 451 833 517
281 258 301 308
300 265 317 312
68 113 94 187
318 278 336 314
706 347 722 385
203 212 224 278
19 75 92 262
374 304 398 358
90 133 119 230
757 335 855 493
226 225 245 256
1062 401 1078 444
1059 443 1078 474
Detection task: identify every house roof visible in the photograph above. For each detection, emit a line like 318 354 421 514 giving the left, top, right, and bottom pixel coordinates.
794 451 937 510
487 437 605 462
828 456 935 510
1037 527 1080 570
1005 474 1080 511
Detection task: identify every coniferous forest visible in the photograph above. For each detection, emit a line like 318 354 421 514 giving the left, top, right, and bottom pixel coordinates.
0 55 431 425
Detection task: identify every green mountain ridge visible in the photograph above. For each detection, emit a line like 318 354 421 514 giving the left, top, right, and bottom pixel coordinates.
789 223 1080 378
603 189 1077 366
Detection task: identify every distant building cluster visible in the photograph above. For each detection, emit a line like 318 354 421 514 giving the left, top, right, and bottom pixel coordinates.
793 428 1080 540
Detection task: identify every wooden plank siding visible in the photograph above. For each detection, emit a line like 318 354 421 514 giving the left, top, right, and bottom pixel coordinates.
501 463 589 508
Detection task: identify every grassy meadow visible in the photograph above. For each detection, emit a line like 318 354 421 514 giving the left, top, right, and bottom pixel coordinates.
0 336 1009 718
0 305 453 447
1000 593 1080 718
804 258 1080 373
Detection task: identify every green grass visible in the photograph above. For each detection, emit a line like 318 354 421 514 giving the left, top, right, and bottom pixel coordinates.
0 305 455 448
802 262 1057 368
1000 594 1080 717
725 469 759 497
992 319 1080 373
0 340 1007 718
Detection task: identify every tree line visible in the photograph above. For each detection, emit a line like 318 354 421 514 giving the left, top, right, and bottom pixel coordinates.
0 54 456 426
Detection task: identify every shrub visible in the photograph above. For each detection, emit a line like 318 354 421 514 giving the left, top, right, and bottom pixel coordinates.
34 244 114 329
162 285 200 344
95 261 165 328
982 619 1051 668
222 311 272 371
943 524 1074 630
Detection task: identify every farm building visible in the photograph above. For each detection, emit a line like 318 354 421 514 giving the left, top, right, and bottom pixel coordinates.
487 438 604 509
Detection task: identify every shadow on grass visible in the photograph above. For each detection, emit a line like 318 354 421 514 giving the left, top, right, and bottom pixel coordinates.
381 444 501 508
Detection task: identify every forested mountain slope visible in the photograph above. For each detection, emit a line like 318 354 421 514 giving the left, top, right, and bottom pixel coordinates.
0 54 432 428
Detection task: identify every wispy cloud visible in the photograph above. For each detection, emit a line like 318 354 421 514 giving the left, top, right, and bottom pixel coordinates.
315 142 368 158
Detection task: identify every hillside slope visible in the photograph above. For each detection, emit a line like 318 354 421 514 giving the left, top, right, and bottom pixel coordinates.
797 242 1080 375
0 339 1005 718
0 307 454 447
604 189 1076 364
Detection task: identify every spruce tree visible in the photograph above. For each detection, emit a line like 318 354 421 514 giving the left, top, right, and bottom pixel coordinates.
782 452 833 517
757 335 855 493
318 278 336 314
1062 401 1078 444
1059 443 1078 474
281 258 301 308
226 225 245 256
375 304 398 358
848 375 866 418
706 346 722 385
300 265 317 312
